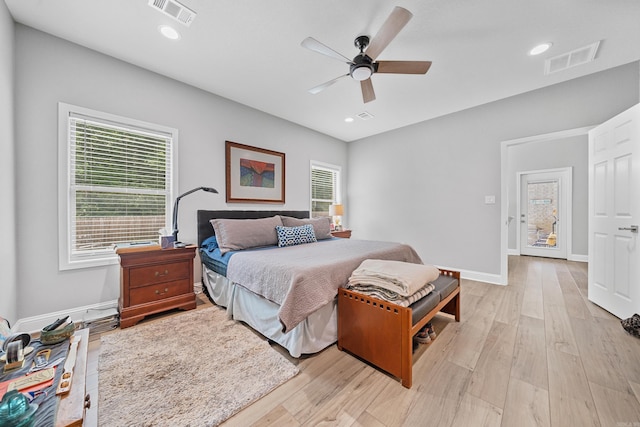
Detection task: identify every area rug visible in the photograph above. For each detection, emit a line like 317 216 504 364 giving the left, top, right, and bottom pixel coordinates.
98 306 299 426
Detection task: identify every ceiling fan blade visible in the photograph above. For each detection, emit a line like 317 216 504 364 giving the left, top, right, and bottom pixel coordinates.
376 60 432 74
365 6 413 60
361 79 376 103
308 74 349 94
301 37 352 63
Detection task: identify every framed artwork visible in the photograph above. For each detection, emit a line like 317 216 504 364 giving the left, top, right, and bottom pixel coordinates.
225 141 285 203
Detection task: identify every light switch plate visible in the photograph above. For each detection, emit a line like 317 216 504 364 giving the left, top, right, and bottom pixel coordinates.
485 195 496 204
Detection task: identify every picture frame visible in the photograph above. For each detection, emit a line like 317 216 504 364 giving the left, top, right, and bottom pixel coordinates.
225 140 285 203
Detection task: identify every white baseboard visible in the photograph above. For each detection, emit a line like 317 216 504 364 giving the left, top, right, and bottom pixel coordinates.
12 299 119 334
461 270 505 286
438 265 505 286
508 252 588 263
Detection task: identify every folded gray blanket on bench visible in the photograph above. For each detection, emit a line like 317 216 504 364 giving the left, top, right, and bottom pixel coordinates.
346 282 436 307
347 259 440 297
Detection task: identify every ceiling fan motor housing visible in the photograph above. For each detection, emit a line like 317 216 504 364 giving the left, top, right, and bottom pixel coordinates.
350 35 374 80
350 53 374 81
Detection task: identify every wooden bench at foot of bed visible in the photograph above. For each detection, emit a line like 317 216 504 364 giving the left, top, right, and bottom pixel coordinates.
337 268 460 389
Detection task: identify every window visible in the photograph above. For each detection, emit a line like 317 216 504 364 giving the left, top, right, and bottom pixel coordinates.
310 161 341 218
58 103 177 270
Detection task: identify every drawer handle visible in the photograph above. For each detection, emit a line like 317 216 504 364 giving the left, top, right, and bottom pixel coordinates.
155 288 169 296
155 269 169 277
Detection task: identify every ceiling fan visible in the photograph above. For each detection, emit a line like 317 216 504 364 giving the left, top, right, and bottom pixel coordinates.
301 6 432 103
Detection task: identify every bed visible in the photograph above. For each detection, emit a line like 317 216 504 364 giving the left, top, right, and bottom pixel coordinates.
196 210 423 357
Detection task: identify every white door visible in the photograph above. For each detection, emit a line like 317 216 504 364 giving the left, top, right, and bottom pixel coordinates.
588 103 640 319
519 169 570 259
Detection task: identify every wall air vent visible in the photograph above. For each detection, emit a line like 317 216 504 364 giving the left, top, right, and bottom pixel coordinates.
148 0 196 27
356 111 375 121
544 41 600 75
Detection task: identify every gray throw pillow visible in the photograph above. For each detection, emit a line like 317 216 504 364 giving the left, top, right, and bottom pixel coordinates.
210 216 283 254
279 216 332 240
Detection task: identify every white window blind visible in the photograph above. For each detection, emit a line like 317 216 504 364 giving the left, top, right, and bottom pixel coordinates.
311 162 341 218
59 103 176 269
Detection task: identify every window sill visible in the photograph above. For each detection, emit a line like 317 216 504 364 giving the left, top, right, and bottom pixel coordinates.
59 253 119 271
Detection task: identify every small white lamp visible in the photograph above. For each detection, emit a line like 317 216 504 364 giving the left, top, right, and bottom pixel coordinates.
329 204 344 231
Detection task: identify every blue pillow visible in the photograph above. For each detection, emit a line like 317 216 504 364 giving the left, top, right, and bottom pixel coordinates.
275 224 317 247
201 235 219 252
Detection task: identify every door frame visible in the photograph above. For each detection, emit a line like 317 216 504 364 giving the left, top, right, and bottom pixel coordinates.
516 167 572 258
500 126 594 285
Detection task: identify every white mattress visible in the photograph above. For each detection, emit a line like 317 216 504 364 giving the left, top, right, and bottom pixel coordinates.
202 264 337 358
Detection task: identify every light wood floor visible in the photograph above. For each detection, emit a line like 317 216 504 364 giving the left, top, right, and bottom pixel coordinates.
85 256 640 426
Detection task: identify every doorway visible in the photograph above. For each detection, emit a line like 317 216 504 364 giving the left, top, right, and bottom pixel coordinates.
517 168 571 259
500 127 592 285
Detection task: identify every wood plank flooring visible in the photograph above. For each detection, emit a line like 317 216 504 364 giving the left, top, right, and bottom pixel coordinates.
84 256 640 426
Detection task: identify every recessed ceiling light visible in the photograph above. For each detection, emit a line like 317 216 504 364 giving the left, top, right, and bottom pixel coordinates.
344 117 354 123
529 42 552 56
159 25 181 40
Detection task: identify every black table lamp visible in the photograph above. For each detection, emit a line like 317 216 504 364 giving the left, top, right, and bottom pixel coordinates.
172 186 218 244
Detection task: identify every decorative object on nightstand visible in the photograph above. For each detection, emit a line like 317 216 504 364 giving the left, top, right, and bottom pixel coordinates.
329 203 344 231
172 186 218 246
331 229 352 239
117 245 197 328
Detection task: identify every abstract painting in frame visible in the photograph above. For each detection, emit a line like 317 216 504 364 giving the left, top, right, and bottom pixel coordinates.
225 140 285 203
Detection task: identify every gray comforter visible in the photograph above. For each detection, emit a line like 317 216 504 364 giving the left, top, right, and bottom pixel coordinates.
226 238 422 332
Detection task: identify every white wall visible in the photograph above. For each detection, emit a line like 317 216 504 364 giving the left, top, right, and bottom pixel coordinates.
348 62 639 280
506 134 588 256
0 2 17 324
14 25 347 320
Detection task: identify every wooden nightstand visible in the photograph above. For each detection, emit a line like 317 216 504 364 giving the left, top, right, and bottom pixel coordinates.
117 244 197 328
331 229 352 238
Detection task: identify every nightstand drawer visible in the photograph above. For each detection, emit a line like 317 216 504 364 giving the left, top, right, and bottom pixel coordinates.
129 261 190 288
129 279 191 306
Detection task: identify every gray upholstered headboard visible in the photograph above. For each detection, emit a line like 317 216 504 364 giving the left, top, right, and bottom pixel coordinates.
197 210 310 247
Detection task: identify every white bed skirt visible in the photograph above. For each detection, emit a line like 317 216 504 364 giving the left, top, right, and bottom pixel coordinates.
202 264 337 358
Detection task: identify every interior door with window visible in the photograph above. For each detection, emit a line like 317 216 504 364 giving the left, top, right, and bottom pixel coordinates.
519 169 570 259
588 103 640 319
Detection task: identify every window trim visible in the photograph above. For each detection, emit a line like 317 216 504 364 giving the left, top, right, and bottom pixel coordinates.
310 160 342 218
57 102 178 270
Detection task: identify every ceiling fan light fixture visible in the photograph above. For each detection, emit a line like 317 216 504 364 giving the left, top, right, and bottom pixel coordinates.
529 42 552 56
351 66 373 81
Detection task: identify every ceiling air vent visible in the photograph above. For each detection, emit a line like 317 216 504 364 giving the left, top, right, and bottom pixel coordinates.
356 111 375 121
544 41 600 75
148 0 196 27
